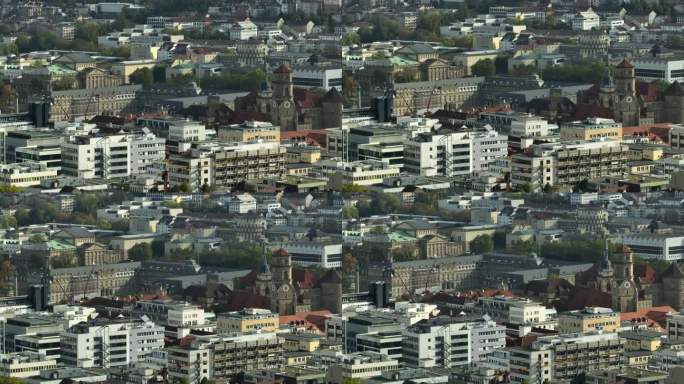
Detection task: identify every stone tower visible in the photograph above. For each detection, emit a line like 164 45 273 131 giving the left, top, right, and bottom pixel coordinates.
611 245 638 312
320 87 344 129
255 251 271 297
665 81 684 124
270 248 296 315
271 64 296 131
597 239 613 293
614 59 636 97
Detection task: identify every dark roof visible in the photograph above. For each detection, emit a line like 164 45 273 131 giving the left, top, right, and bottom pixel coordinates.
665 81 684 97
321 87 343 103
616 59 634 69
274 63 292 74
319 269 342 284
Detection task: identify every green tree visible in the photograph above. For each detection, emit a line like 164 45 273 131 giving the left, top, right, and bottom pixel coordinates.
471 58 496 76
392 244 417 261
341 32 361 46
128 243 154 261
342 205 359 219
152 65 167 83
470 234 494 254
341 253 358 275
129 68 153 85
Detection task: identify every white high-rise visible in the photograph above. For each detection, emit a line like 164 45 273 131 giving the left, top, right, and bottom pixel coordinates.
61 131 165 179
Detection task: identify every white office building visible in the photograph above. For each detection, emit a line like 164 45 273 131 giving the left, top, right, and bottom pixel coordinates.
573 8 600 31
292 64 343 91
273 241 343 269
633 57 684 83
404 128 507 177
229 19 258 40
509 114 551 150
619 233 684 261
61 319 165 369
61 132 165 179
402 315 506 368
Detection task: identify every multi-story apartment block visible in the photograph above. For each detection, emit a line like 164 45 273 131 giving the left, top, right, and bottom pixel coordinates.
216 308 279 334
167 332 284 383
511 140 629 191
402 315 506 368
560 117 622 141
168 141 286 191
404 128 507 177
557 307 620 334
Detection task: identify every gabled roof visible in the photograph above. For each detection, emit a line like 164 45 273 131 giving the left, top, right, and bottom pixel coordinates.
321 87 343 103
616 58 634 68
398 43 436 55
274 63 291 74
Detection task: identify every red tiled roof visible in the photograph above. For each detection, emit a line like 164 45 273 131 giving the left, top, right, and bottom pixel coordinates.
573 103 613 120
222 291 270 312
280 310 332 333
294 88 322 109
280 129 328 147
621 123 672 143
293 268 319 289
566 286 612 310
636 81 659 102
620 306 675 331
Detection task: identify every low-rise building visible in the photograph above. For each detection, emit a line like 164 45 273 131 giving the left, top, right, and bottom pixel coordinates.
557 307 620 334
217 308 279 334
0 162 57 187
560 117 622 141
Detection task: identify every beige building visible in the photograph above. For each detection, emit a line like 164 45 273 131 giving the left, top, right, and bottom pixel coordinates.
50 85 141 122
557 307 620 334
511 140 629 191
392 77 482 116
218 121 281 143
111 60 157 84
286 145 321 164
216 308 279 334
560 117 623 141
452 51 500 75
0 162 57 187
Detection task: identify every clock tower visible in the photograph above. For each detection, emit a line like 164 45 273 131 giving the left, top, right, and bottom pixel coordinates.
612 245 638 312
270 248 296 315
271 63 296 131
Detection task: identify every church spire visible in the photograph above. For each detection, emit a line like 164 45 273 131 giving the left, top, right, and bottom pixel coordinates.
600 238 613 275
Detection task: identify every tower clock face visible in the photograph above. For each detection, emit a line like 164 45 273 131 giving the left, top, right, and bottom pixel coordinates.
623 281 631 289
625 96 633 103
283 101 291 108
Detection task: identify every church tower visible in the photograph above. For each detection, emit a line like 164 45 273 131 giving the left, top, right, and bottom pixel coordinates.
270 248 296 315
271 64 296 131
612 245 638 312
614 59 636 97
254 250 271 297
597 239 613 293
